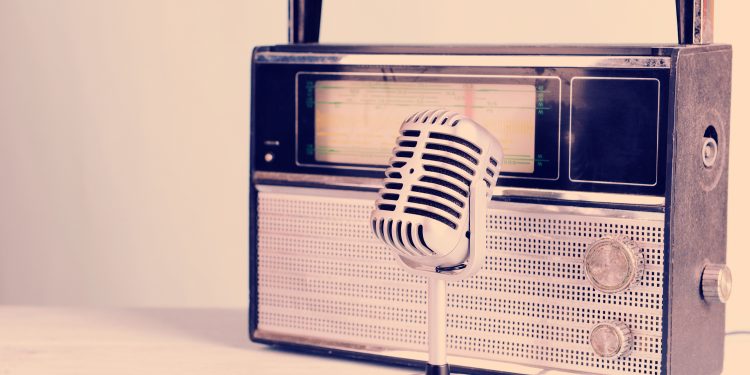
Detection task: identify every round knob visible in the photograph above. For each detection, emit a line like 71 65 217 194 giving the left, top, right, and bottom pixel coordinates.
590 321 633 358
584 235 644 293
701 264 732 303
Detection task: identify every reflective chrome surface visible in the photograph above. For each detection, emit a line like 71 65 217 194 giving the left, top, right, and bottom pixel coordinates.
255 51 672 69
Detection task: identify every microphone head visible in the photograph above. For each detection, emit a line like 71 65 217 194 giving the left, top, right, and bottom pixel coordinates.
371 109 504 270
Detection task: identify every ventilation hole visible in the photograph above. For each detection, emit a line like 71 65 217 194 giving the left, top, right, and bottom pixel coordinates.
398 140 417 147
388 171 402 179
385 182 403 190
489 157 498 166
431 116 438 124
423 165 471 186
486 168 494 177
419 176 468 197
382 193 399 200
440 117 448 125
423 154 475 175
429 132 481 154
451 119 460 126
425 143 478 164
405 222 417 250
422 115 429 123
408 196 460 219
395 151 414 158
377 204 396 211
378 218 386 241
391 161 406 168
404 207 457 229
417 225 437 253
402 130 420 137
484 178 492 188
412 185 464 208
371 219 378 237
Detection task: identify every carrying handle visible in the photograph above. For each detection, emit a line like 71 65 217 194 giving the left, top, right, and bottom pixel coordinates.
288 0 714 46
677 0 714 44
288 0 322 44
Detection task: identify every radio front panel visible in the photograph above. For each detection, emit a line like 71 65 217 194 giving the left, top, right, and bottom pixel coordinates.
255 186 665 375
252 54 670 197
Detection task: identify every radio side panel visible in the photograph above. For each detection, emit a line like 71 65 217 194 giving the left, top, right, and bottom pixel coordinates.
665 45 731 375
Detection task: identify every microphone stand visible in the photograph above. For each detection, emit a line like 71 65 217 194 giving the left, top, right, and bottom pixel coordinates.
424 182 487 375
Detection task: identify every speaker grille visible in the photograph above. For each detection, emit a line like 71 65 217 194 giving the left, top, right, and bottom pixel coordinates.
256 187 664 375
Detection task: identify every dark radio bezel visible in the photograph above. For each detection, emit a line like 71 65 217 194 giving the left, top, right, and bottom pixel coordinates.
251 54 671 198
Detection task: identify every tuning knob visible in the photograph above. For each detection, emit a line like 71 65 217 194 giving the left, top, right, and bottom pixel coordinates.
589 321 633 358
584 235 644 293
701 264 732 303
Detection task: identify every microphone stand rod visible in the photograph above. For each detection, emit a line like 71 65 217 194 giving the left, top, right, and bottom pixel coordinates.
427 277 448 375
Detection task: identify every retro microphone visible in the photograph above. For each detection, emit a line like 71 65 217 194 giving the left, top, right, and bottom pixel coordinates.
371 109 503 375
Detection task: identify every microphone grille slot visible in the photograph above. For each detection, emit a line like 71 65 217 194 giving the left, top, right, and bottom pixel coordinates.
411 185 464 208
428 132 482 154
403 207 457 230
384 182 403 190
425 143 478 165
417 224 436 254
423 165 471 187
377 204 396 211
423 153 475 176
407 196 460 219
419 176 468 197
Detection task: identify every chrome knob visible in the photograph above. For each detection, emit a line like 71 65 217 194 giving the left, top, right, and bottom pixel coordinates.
701 264 732 303
584 235 644 293
590 321 633 358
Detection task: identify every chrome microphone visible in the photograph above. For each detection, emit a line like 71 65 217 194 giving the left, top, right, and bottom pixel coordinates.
370 108 503 375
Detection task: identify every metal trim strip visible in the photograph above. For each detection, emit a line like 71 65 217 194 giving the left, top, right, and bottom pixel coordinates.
252 171 666 207
254 329 550 375
255 51 672 69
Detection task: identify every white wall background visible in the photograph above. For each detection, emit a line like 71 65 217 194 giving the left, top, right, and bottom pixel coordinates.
0 0 747 329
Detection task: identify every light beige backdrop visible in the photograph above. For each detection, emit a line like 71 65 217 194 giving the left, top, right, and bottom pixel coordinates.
0 0 747 330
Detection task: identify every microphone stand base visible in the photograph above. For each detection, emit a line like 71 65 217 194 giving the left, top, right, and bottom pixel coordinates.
425 364 450 375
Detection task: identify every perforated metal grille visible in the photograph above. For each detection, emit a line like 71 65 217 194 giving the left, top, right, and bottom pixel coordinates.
256 187 665 375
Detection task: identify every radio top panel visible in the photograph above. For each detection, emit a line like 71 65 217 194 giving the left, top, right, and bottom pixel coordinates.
250 44 732 202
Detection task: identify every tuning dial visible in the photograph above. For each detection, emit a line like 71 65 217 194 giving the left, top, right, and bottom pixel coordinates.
589 321 633 358
584 235 644 293
701 264 732 303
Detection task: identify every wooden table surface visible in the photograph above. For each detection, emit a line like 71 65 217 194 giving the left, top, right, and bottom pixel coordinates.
0 307 747 375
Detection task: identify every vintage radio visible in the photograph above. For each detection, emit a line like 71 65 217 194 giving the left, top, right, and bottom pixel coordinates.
249 1 733 374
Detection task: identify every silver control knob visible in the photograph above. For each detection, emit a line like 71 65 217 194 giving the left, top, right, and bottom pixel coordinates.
701 264 732 303
584 235 644 293
590 321 633 358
